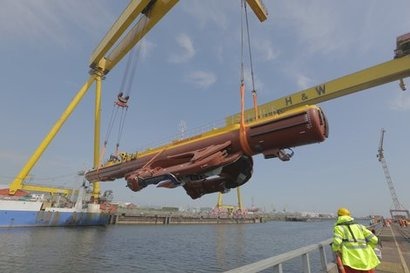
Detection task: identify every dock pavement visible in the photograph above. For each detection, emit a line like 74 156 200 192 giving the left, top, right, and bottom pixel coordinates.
376 224 410 273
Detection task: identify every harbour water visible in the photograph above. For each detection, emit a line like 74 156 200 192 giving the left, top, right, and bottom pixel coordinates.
0 220 338 273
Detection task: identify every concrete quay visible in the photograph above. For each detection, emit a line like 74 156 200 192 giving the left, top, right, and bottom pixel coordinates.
376 224 410 273
110 214 263 225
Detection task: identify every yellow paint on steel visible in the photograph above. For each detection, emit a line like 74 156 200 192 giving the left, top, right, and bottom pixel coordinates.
246 0 268 22
21 184 73 196
102 105 317 170
217 192 223 209
92 74 103 200
94 0 179 74
90 0 265 72
132 124 240 160
236 187 243 211
89 0 151 70
226 55 410 125
216 188 243 212
8 75 97 194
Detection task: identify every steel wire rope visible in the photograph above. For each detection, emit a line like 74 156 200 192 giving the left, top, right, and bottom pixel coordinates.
243 0 259 120
114 22 147 154
238 0 253 156
101 13 149 161
243 1 257 95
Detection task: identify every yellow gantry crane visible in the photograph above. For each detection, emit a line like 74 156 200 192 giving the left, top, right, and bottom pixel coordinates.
8 1 410 212
8 0 268 201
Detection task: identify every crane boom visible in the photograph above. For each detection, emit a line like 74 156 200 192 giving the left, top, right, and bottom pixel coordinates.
377 129 401 210
376 129 409 218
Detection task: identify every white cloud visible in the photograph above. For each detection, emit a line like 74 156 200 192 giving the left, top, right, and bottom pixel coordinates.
0 1 114 47
296 74 313 90
182 1 229 29
138 39 156 60
280 2 345 55
169 33 196 63
389 91 410 111
185 71 217 89
253 40 280 61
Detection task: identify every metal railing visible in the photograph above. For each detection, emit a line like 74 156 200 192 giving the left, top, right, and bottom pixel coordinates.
223 238 336 273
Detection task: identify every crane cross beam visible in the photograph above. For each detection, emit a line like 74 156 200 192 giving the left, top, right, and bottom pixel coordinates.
226 55 410 125
89 0 179 74
246 0 268 22
89 0 152 70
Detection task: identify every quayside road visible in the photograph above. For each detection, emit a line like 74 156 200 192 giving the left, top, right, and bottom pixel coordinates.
376 224 410 273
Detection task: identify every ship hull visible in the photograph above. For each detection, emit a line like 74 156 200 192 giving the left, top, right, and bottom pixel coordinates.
0 200 110 228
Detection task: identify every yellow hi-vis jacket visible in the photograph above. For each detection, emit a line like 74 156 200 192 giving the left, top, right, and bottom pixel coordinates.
332 216 380 270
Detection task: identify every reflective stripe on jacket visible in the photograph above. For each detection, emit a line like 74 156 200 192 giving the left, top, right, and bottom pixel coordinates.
332 215 380 270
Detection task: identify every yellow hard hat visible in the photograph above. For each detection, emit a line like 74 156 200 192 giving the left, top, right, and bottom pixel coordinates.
337 207 350 216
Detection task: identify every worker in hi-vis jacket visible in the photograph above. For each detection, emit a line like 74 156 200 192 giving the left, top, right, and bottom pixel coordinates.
332 208 380 273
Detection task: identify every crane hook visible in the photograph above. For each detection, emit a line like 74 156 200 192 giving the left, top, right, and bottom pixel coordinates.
399 79 406 91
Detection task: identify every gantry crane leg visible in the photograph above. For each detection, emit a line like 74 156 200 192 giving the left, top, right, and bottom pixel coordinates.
216 187 244 215
9 76 97 195
92 73 103 201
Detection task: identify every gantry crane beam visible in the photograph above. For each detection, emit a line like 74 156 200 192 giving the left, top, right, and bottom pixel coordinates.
90 0 268 74
89 0 153 71
20 184 74 196
226 55 410 124
246 0 268 22
90 0 179 74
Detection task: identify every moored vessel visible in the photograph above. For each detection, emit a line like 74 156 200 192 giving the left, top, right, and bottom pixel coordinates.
0 184 111 227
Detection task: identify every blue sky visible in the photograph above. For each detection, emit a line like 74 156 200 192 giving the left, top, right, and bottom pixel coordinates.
1 0 410 217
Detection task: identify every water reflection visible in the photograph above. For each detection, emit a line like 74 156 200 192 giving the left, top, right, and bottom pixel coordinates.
213 224 246 270
0 221 335 273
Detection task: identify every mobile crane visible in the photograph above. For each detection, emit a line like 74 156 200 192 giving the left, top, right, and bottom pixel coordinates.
377 129 409 219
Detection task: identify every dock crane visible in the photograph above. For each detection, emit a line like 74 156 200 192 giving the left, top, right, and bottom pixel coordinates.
6 0 410 208
85 33 410 200
377 129 410 219
7 0 268 201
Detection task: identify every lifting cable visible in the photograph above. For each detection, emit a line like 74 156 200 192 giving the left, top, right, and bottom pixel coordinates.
241 0 259 121
100 47 139 163
100 13 149 164
238 0 256 156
